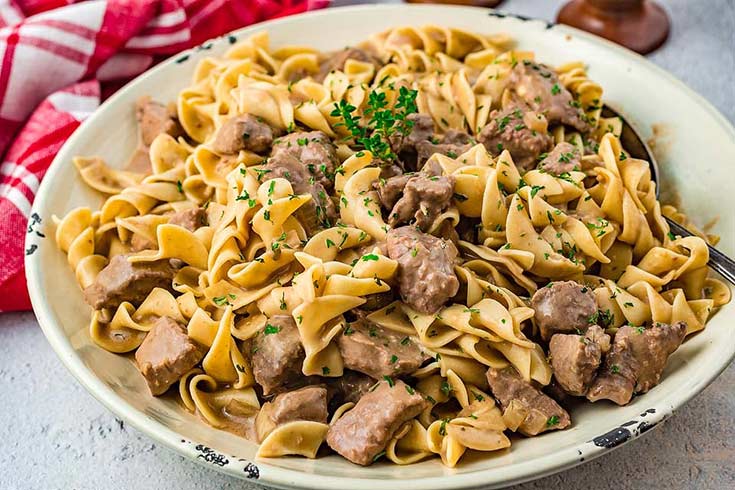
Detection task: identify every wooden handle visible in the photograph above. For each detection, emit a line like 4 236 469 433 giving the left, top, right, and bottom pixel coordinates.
556 0 670 55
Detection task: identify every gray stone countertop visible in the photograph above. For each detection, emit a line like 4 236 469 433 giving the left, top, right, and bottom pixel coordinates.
1 0 733 488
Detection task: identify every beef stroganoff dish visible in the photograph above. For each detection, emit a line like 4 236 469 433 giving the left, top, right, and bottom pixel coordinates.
54 26 731 467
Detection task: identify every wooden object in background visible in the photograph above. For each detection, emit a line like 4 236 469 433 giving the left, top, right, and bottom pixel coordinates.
556 0 670 54
406 0 505 8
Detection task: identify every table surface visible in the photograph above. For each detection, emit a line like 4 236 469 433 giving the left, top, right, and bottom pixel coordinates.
2 1 733 489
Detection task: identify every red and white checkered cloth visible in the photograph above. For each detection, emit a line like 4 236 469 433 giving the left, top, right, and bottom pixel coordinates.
0 0 328 313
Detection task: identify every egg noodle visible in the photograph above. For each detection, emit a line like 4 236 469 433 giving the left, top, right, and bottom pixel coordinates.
54 26 730 467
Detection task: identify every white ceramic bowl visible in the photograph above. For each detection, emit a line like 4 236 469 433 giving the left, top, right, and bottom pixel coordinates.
26 5 735 489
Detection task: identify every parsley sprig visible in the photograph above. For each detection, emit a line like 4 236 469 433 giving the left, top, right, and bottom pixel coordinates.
330 85 418 162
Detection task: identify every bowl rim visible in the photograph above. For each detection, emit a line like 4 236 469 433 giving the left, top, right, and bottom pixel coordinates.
25 4 735 489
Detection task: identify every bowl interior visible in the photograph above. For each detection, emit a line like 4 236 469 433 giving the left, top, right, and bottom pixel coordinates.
26 5 735 490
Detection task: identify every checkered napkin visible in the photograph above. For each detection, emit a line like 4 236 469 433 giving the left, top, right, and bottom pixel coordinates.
0 0 326 313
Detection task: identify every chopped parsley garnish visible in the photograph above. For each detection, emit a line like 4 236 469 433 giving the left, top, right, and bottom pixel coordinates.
610 365 620 374
440 380 452 396
390 355 398 364
322 366 330 375
253 168 272 181
279 292 287 310
212 295 233 306
546 415 559 427
361 253 379 261
551 84 561 95
176 180 183 193
263 324 281 335
383 375 395 387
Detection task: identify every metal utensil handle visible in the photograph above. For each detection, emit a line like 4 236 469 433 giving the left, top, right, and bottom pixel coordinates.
666 217 735 286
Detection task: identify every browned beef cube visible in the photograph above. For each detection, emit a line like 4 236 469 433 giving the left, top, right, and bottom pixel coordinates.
415 130 473 164
486 367 570 436
135 316 205 395
82 255 177 310
326 379 428 465
386 226 459 314
316 47 382 82
327 370 377 407
531 280 598 341
135 96 182 147
255 385 328 441
264 151 337 233
389 113 435 164
549 325 611 396
387 173 455 232
212 114 277 154
509 61 590 133
375 173 411 210
337 319 425 379
587 321 687 405
478 106 553 172
251 315 306 395
168 208 207 231
539 142 582 176
270 131 339 190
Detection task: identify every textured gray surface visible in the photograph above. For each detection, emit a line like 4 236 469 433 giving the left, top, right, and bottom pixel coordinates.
2 1 733 489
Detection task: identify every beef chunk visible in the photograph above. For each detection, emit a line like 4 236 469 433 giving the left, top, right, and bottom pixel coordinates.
135 96 182 147
539 142 581 176
326 379 428 465
135 316 205 395
509 61 590 133
212 114 277 154
317 47 381 82
395 113 435 152
251 315 306 395
386 227 460 314
255 385 328 441
479 106 553 171
391 113 434 171
549 326 611 396
168 208 206 231
328 370 376 406
486 367 570 436
375 173 411 210
383 173 455 231
83 255 177 310
415 129 473 163
587 321 687 405
264 151 337 233
531 280 598 341
271 131 339 190
338 319 424 379
392 114 473 170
